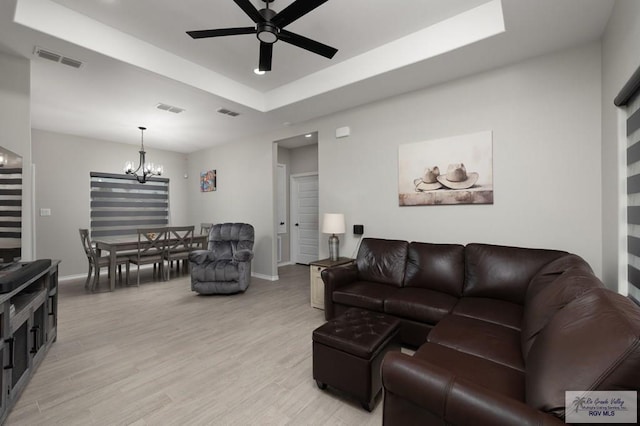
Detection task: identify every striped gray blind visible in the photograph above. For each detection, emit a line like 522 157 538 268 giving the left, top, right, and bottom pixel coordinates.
626 91 640 303
90 172 169 238
0 167 22 262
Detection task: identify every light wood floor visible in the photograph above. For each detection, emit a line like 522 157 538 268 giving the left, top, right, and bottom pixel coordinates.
6 265 383 425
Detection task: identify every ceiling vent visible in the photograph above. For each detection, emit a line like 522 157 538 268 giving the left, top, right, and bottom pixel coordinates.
217 108 240 117
156 103 185 114
33 46 83 69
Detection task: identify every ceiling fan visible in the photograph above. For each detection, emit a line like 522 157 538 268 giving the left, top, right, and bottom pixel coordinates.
187 0 338 72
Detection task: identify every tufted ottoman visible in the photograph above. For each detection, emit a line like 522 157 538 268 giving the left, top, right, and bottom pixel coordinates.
312 308 401 411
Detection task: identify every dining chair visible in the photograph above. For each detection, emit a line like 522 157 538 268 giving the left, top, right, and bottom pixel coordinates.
199 223 213 249
129 228 168 286
201 222 213 234
165 226 195 279
79 229 130 291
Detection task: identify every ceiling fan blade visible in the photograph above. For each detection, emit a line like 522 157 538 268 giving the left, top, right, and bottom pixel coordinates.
259 42 273 71
279 30 337 59
233 0 264 23
187 27 256 39
272 0 329 28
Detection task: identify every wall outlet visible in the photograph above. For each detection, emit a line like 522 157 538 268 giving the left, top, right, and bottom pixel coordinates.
353 224 364 235
40 208 51 216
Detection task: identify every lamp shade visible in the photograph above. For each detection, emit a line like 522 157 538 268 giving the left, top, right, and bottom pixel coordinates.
322 213 345 234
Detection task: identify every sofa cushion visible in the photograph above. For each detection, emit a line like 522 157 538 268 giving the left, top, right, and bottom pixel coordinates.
521 268 603 359
191 258 240 282
404 242 465 297
428 315 524 372
208 222 254 259
332 281 399 312
526 288 640 419
384 288 458 325
526 254 593 301
356 238 408 287
452 297 523 331
463 244 566 304
414 342 525 401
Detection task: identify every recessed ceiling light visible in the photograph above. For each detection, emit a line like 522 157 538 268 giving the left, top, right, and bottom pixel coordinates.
253 68 265 75
305 134 312 138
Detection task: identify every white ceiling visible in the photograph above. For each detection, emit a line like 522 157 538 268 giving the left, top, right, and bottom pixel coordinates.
0 0 615 153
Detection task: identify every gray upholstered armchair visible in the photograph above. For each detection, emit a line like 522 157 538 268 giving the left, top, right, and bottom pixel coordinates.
189 223 255 294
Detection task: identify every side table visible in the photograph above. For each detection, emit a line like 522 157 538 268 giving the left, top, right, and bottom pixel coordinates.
310 257 353 309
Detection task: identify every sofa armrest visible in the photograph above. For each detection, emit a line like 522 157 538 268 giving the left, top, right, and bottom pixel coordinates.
321 264 358 320
382 352 564 426
189 250 217 265
233 249 254 262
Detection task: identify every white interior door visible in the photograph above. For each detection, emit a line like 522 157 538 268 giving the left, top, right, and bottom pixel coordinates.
276 164 287 234
290 174 319 265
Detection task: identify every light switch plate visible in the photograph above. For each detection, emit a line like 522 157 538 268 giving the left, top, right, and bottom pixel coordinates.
40 208 51 216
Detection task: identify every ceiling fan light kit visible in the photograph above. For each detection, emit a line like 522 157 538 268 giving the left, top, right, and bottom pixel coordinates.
187 0 338 72
256 22 278 44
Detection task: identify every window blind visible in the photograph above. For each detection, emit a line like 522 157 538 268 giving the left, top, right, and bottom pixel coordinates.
621 65 640 304
0 167 22 262
90 172 169 238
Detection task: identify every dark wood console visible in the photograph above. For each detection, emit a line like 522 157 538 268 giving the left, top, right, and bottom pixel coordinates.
0 260 59 423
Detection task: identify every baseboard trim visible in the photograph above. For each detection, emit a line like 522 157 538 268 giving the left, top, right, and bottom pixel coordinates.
59 264 157 283
252 272 279 281
277 261 294 267
59 273 87 283
64 268 277 282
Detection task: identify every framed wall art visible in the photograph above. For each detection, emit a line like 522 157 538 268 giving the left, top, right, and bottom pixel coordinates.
398 131 493 206
200 169 217 192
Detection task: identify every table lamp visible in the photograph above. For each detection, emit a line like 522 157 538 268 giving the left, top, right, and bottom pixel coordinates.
322 213 345 261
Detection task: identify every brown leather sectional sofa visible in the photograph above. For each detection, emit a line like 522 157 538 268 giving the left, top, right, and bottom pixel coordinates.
321 238 640 425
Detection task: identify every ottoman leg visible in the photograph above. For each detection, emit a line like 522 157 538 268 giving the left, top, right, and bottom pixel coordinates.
316 380 327 390
362 399 374 412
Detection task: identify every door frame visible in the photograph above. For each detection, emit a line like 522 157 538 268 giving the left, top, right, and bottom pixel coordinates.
290 172 319 264
276 163 287 235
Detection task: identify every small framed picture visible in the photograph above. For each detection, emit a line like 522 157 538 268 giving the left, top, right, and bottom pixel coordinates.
200 169 217 192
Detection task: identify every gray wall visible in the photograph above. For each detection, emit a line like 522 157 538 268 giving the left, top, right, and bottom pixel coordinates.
188 42 604 280
187 134 275 278
601 0 640 292
290 144 319 176
32 129 190 277
0 52 33 260
314 43 603 276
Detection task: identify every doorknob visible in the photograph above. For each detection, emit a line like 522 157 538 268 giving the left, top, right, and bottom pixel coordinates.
295 223 299 226
280 222 285 225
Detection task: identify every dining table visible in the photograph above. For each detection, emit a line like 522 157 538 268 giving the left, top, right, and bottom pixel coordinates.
93 233 207 291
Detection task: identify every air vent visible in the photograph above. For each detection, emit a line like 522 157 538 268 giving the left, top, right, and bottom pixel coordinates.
60 57 83 69
156 103 185 114
217 107 240 117
33 46 83 69
37 49 61 62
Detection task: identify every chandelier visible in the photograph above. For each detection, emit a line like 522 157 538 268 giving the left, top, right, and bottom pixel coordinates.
124 126 163 183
